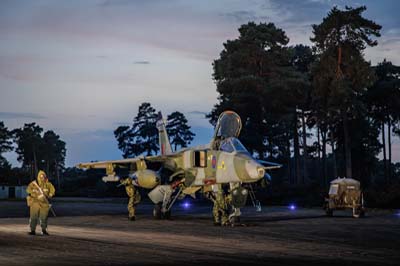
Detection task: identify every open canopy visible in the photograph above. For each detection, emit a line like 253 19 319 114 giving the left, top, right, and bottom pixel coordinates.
214 110 242 138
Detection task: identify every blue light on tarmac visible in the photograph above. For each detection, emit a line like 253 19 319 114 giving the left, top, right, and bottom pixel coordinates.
288 204 296 211
181 201 191 209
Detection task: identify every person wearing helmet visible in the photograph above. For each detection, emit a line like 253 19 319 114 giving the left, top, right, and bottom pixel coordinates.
26 170 55 235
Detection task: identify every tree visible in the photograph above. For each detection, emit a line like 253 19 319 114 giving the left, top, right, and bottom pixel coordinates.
310 6 381 179
366 60 400 181
166 111 195 151
0 121 13 167
289 44 315 184
42 130 66 189
208 22 293 160
12 124 66 181
114 102 159 157
134 103 159 156
13 123 43 179
114 125 131 158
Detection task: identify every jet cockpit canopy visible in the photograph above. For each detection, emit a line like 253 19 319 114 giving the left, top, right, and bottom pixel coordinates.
214 110 242 139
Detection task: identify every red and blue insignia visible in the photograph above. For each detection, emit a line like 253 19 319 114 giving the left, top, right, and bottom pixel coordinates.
211 155 217 169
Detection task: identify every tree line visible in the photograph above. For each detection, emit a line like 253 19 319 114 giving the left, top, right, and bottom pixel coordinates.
0 122 66 187
208 6 400 189
114 102 195 158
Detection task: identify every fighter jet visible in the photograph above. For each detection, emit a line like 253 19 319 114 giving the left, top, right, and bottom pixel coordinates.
77 111 281 223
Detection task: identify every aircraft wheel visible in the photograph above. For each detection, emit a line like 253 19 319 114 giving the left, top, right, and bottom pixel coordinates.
153 204 162 219
163 210 171 220
353 207 361 218
229 215 240 225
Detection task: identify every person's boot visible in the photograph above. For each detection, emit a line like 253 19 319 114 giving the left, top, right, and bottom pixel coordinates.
28 231 36 235
41 230 49 236
129 216 136 221
213 220 221 226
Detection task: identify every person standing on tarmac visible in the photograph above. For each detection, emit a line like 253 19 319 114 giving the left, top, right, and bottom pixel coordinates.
26 170 55 235
120 177 141 221
211 185 229 226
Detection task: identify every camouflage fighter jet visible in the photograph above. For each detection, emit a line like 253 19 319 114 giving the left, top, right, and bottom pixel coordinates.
77 111 281 223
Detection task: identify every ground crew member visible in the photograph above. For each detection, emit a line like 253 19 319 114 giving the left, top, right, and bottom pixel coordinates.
120 178 141 221
211 185 229 226
26 170 55 235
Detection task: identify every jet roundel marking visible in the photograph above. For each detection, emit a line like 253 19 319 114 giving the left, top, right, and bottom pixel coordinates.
212 155 217 169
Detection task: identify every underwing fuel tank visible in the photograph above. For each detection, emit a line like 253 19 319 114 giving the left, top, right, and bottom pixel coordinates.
132 169 161 189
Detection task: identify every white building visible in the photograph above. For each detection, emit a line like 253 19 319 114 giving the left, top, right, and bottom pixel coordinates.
0 186 28 199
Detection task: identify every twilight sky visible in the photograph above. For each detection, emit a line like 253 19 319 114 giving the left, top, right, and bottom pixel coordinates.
1 0 399 167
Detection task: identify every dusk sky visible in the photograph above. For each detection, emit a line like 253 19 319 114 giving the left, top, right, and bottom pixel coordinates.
1 0 399 167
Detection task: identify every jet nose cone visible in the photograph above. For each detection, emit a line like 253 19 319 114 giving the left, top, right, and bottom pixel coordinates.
257 167 265 178
245 160 264 180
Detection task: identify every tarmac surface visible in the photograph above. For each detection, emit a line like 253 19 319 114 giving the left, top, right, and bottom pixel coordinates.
0 198 399 266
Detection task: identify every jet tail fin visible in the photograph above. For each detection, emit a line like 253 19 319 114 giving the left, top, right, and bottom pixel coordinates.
156 112 173 155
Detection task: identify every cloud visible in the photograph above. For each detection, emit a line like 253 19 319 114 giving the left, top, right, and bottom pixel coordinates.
99 0 161 7
221 10 269 23
133 61 150 64
0 112 46 119
188 111 207 115
267 0 330 25
381 37 400 46
99 0 133 7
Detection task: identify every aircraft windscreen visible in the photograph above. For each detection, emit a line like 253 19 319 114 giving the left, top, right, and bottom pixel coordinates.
231 138 248 153
216 111 242 138
220 138 249 153
220 140 234 153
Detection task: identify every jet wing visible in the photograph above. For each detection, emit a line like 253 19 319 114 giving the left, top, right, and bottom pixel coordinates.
76 155 173 170
257 160 282 170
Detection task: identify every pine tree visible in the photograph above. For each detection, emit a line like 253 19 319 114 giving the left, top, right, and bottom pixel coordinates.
114 125 131 158
12 123 66 180
310 6 381 180
289 44 315 184
133 103 158 156
42 130 66 188
13 123 43 179
114 103 159 157
208 22 294 159
0 121 13 167
166 111 195 151
366 60 400 181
